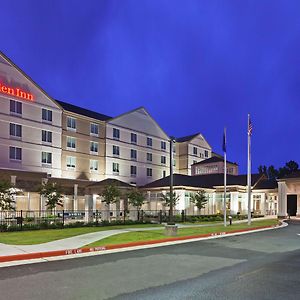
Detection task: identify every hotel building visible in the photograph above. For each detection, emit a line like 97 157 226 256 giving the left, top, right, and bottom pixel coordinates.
0 50 299 218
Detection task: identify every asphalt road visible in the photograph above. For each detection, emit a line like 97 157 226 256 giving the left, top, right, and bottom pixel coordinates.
0 220 299 300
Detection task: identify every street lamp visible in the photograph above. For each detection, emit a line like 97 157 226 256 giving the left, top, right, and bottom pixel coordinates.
169 136 176 224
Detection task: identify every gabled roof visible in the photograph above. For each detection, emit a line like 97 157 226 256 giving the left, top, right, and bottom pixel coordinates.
56 100 112 121
87 178 133 188
192 156 238 166
0 51 60 108
254 178 278 190
278 170 300 180
108 106 170 139
176 133 200 143
142 173 264 189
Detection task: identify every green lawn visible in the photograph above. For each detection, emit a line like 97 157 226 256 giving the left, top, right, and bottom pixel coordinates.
86 219 279 247
0 224 162 245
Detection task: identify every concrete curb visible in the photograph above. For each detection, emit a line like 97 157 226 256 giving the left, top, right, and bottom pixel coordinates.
0 222 286 264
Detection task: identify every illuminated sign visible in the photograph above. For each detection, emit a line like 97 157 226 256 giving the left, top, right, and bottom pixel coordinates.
0 82 34 101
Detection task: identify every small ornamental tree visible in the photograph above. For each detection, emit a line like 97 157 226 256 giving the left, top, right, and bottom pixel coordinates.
39 182 63 211
161 192 179 208
190 190 208 214
127 189 145 211
0 180 17 210
101 185 121 206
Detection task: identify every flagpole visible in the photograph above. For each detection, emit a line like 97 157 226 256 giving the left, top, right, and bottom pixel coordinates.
247 114 252 225
224 128 227 227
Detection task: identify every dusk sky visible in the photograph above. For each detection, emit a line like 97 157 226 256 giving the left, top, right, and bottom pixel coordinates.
1 0 300 173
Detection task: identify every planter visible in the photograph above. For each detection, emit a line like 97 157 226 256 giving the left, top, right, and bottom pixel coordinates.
164 224 178 236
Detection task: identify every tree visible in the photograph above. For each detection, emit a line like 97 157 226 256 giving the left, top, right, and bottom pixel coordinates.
190 190 208 214
258 165 267 175
39 182 63 211
267 165 279 180
127 189 145 211
0 180 17 210
161 192 179 208
100 185 121 206
285 160 299 173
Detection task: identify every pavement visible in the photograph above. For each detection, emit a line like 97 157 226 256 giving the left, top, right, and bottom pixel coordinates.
0 216 276 257
0 219 299 300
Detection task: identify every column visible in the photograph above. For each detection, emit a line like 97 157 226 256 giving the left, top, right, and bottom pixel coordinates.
73 184 78 211
260 193 266 215
297 194 300 217
278 181 287 217
230 192 239 214
40 178 48 211
84 194 93 223
27 192 31 211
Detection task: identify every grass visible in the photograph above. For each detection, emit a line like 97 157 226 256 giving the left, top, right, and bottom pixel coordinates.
0 224 162 245
86 219 279 248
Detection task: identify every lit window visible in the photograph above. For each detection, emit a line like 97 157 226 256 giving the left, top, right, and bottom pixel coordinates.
9 123 22 138
42 109 52 122
67 117 76 130
9 146 22 160
90 159 98 171
67 137 76 149
66 156 76 169
41 152 52 164
90 141 98 153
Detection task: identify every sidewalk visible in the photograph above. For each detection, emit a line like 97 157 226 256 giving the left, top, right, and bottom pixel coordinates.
0 216 276 258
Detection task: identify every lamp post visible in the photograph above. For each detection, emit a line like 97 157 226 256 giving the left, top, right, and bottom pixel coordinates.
169 136 176 224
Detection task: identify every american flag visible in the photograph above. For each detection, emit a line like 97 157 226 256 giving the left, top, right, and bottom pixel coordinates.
248 116 253 136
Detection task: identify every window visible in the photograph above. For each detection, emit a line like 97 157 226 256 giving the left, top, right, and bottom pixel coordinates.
113 145 120 156
173 159 176 167
90 123 99 136
66 156 76 169
147 137 152 147
193 147 197 155
204 150 209 158
161 156 166 164
130 165 137 177
193 160 197 164
161 141 166 150
147 153 152 162
131 149 137 160
41 152 52 164
147 168 152 177
42 130 52 143
42 109 52 122
90 159 98 171
163 170 166 177
67 117 76 130
9 123 22 138
173 145 176 153
9 147 22 160
90 141 98 153
113 128 120 140
10 100 22 115
67 137 76 149
131 133 137 144
113 162 119 173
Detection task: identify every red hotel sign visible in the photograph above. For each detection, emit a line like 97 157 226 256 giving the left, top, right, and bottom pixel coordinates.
0 82 34 101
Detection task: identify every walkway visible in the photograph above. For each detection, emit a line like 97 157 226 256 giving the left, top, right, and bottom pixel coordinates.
0 216 276 257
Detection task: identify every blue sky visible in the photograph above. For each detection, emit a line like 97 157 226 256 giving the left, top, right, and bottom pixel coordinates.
1 0 300 173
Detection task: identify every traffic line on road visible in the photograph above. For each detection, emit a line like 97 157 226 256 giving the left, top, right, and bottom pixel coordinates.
0 223 284 266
